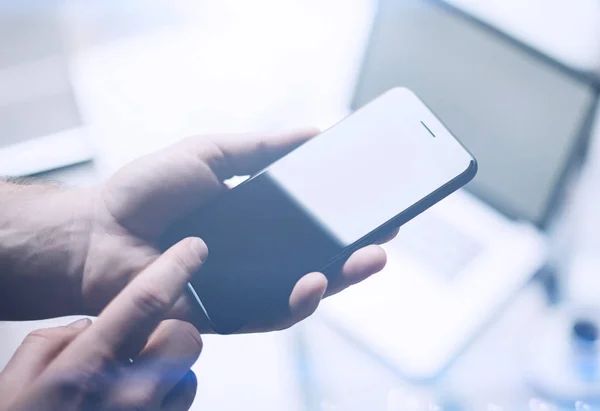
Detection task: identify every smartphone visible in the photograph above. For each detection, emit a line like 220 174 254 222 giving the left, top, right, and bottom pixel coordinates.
161 87 477 334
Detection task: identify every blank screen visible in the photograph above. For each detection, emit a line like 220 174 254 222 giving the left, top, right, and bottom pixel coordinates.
162 88 474 333
353 0 596 223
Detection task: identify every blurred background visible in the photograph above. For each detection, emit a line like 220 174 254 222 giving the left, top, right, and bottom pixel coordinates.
1 0 600 409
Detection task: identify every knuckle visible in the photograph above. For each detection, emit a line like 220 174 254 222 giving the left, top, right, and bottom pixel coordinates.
24 329 53 344
134 283 173 316
201 137 233 176
202 136 226 161
55 357 111 397
23 327 72 346
167 248 197 278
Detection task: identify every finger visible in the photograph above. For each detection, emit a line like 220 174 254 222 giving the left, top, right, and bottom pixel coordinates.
137 320 202 398
288 272 328 325
243 272 327 333
0 319 91 392
220 246 386 334
161 370 197 411
181 128 319 180
106 128 320 238
168 293 213 334
374 227 400 245
325 245 387 297
109 320 202 410
58 237 207 365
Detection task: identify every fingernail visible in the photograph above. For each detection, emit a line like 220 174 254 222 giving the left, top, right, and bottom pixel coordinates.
188 237 208 261
68 318 92 330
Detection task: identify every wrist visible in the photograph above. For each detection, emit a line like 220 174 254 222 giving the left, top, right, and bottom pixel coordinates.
0 181 95 319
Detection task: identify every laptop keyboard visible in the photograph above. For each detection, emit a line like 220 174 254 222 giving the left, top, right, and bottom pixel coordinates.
389 212 484 281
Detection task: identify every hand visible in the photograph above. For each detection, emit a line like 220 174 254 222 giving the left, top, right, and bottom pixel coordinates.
87 129 396 332
0 238 205 411
0 129 395 330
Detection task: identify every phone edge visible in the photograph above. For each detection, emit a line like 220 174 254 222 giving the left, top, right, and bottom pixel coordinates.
319 158 478 276
193 158 477 334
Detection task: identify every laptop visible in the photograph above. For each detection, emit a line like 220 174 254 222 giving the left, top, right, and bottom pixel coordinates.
0 0 93 177
320 0 599 380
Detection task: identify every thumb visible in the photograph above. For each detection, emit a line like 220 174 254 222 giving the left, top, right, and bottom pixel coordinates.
0 319 91 404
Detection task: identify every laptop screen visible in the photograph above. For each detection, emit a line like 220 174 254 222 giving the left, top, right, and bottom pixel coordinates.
353 0 597 224
0 1 82 148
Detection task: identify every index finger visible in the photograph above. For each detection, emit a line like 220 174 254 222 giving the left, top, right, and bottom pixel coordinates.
59 237 207 363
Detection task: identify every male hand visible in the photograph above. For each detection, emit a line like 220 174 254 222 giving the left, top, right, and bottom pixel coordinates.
0 238 205 411
88 129 395 332
1 129 395 331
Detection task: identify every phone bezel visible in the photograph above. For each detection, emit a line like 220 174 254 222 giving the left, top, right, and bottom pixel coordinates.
186 88 478 334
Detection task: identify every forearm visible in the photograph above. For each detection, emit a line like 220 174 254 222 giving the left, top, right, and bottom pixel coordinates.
0 180 93 320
